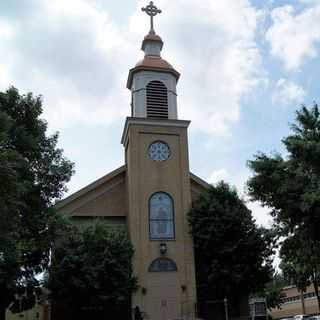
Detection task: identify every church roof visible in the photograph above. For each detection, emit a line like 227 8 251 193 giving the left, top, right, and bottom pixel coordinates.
127 28 180 89
135 55 174 70
55 165 210 212
127 56 180 89
54 165 126 211
190 172 211 190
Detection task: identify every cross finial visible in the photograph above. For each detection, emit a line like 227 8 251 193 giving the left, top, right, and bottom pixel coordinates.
142 1 162 34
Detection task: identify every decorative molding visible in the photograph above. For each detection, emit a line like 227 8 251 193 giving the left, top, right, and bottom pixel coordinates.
121 117 190 146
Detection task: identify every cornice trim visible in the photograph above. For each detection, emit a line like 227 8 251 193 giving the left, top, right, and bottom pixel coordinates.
121 117 190 145
190 172 211 190
54 165 126 210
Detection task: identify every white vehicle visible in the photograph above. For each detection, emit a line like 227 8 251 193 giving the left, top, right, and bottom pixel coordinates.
294 315 309 320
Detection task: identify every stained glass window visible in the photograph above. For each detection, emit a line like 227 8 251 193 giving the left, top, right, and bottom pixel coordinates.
149 192 174 240
148 257 178 272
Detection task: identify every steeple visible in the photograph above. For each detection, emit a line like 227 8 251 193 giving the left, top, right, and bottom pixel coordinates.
121 5 196 319
127 1 180 120
142 1 162 34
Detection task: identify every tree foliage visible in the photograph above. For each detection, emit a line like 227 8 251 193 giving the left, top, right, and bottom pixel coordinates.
47 221 137 319
258 273 287 310
0 87 74 318
248 105 320 238
188 182 274 305
247 104 320 311
280 233 320 310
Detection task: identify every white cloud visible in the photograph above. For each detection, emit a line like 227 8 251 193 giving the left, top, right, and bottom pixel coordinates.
0 0 265 137
157 0 265 136
207 169 230 184
299 0 319 4
246 200 273 227
0 0 132 131
266 3 320 71
206 169 273 227
0 18 15 39
272 78 306 105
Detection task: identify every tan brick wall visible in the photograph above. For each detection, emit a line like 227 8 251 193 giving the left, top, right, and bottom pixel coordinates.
271 285 320 319
124 119 197 320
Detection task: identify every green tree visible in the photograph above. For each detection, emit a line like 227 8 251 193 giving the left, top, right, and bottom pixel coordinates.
247 105 320 238
188 182 274 314
247 104 320 312
280 233 320 311
0 87 74 320
258 273 287 310
47 221 137 320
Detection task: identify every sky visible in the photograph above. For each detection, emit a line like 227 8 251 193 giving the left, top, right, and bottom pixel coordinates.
1 0 320 227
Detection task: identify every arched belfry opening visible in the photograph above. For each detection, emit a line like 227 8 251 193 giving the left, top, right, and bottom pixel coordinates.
146 80 168 119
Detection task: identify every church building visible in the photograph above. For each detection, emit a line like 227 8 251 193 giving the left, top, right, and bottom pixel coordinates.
56 2 210 319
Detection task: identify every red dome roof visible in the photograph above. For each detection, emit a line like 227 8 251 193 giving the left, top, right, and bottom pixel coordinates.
127 57 180 88
127 32 180 89
135 55 174 69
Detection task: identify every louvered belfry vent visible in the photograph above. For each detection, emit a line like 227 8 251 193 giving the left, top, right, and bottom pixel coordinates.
146 80 168 119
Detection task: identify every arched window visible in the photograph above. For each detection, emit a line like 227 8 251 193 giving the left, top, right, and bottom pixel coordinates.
148 257 178 272
149 192 174 240
146 80 168 119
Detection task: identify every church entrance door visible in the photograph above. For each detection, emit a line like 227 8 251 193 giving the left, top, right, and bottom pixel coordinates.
146 273 180 320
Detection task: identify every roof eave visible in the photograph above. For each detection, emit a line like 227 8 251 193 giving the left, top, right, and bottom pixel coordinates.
190 172 211 189
127 66 180 89
54 165 127 211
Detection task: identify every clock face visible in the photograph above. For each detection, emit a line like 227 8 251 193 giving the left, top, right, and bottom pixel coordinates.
148 141 170 161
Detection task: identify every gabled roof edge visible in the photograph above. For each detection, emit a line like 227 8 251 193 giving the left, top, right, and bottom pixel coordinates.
190 171 211 189
54 165 126 210
54 167 208 211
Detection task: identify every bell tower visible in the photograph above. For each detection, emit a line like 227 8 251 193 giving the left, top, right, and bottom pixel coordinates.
127 19 180 120
122 2 197 319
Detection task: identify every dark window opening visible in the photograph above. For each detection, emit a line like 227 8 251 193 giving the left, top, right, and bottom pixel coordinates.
148 257 178 272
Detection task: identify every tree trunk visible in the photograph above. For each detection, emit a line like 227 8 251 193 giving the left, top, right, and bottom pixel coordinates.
312 279 320 313
0 306 6 320
300 291 306 314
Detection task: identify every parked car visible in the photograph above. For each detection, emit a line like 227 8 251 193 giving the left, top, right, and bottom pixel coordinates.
294 315 310 320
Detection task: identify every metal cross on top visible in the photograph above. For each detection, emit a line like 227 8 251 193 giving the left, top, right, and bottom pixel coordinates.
142 1 162 33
